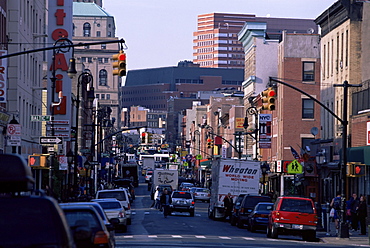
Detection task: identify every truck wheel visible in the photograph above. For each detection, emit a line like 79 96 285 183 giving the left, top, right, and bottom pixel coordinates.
302 230 316 241
121 225 127 233
190 210 195 217
127 218 131 225
271 225 278 239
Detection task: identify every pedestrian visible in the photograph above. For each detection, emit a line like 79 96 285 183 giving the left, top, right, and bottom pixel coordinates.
201 177 205 188
223 192 233 222
330 192 341 231
349 193 360 231
154 187 162 210
160 188 172 218
357 195 367 235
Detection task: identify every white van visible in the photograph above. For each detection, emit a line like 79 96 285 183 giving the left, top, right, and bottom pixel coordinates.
95 188 132 225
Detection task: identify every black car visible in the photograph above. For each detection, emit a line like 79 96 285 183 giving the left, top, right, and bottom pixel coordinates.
0 154 75 248
236 195 271 228
230 194 246 226
247 202 274 232
61 205 115 248
113 178 135 201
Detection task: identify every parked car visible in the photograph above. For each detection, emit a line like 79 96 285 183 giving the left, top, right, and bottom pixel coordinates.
236 195 271 228
267 196 318 241
192 188 211 202
113 178 136 201
145 169 153 183
96 188 132 225
247 202 274 232
60 204 115 248
230 194 246 226
60 202 117 242
170 191 195 216
179 182 194 191
0 154 75 248
92 199 128 232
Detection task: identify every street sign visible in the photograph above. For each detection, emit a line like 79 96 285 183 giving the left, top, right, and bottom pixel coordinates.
39 136 63 144
31 115 51 122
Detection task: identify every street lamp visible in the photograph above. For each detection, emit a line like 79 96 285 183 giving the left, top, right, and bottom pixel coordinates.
243 106 259 160
66 149 74 198
260 162 269 194
73 72 94 189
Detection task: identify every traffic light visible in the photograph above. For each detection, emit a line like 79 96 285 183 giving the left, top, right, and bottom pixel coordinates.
112 50 126 77
28 154 47 167
147 133 153 144
207 138 214 148
141 132 147 144
261 87 276 111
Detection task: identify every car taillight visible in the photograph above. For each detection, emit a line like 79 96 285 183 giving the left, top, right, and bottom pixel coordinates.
119 211 125 218
128 203 131 210
94 231 109 244
194 193 198 196
240 208 244 214
207 194 210 197
192 201 195 205
254 214 262 218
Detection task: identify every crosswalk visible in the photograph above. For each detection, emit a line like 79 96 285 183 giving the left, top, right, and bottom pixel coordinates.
117 235 256 240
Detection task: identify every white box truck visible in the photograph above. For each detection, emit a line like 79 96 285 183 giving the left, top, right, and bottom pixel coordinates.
152 169 178 191
208 158 260 219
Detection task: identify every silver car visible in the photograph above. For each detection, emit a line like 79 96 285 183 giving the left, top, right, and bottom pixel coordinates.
193 188 211 202
92 198 128 232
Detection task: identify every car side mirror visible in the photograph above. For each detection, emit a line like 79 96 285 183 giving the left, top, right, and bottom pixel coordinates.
236 202 241 206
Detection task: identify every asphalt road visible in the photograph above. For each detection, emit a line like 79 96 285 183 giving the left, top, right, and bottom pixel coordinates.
114 179 351 248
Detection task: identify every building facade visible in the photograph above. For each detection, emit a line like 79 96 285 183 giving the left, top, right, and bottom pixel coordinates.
73 2 121 128
193 13 318 69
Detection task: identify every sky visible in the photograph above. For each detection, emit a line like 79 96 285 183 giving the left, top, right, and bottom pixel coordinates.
103 0 337 70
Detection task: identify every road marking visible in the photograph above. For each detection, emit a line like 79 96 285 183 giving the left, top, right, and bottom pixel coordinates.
195 235 206 238
148 235 157 238
219 236 231 239
144 212 150 215
242 237 255 240
123 236 133 238
172 235 183 238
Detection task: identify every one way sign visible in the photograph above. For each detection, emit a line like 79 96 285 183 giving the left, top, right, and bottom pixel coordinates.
39 136 63 144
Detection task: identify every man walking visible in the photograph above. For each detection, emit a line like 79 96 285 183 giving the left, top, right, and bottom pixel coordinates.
160 188 172 218
223 192 233 222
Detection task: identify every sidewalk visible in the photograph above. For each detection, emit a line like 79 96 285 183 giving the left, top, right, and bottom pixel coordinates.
317 220 370 246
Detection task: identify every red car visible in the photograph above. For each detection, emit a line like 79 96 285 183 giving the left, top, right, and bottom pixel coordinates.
267 196 318 241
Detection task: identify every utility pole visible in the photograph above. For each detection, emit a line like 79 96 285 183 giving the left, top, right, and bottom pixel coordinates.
333 80 362 238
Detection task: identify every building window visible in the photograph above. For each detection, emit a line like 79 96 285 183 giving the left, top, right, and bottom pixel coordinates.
99 69 108 86
104 58 109 63
72 23 75 36
107 31 112 37
101 94 105 99
83 22 91 37
97 31 101 37
88 57 92 63
302 99 314 119
106 94 110 100
101 44 106 50
81 57 86 62
96 94 100 99
98 58 103 63
303 62 315 81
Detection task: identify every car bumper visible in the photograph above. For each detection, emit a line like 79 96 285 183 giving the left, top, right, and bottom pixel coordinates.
194 196 210 201
170 205 194 211
272 222 317 231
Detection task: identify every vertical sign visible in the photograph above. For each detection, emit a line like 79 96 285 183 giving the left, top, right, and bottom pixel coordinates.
48 0 73 140
0 50 7 103
259 114 272 148
367 121 370 145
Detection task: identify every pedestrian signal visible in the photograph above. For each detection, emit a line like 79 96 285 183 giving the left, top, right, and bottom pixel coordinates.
28 154 47 167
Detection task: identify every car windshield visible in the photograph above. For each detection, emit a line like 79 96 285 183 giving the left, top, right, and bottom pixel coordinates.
256 203 273 211
244 196 271 208
97 201 122 209
172 192 192 199
98 191 126 201
64 209 101 230
280 199 314 213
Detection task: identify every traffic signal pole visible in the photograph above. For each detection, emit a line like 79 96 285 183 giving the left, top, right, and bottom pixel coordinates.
269 77 362 239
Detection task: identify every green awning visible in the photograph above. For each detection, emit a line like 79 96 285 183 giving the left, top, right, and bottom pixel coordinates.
347 146 370 165
200 159 211 169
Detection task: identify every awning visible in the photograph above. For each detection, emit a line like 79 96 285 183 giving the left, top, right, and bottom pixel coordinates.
200 159 211 169
347 146 370 165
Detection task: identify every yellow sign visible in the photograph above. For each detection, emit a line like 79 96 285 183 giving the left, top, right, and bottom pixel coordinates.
235 117 245 129
287 160 303 174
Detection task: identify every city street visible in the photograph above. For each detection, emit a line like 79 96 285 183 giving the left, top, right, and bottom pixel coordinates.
113 178 350 248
